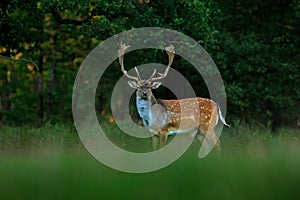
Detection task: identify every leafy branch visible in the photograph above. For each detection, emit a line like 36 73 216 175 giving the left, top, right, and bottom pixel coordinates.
49 7 90 25
0 54 39 71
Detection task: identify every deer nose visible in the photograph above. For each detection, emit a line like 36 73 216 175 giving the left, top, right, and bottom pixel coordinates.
142 91 147 96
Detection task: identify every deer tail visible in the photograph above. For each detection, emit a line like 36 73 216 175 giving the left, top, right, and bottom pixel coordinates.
218 105 230 127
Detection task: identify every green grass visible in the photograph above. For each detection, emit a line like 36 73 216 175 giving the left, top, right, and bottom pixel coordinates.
0 124 300 200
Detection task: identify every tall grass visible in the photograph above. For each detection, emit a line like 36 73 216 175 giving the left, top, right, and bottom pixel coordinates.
0 124 300 200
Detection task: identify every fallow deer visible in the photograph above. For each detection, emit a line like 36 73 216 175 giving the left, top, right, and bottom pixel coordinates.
118 42 229 149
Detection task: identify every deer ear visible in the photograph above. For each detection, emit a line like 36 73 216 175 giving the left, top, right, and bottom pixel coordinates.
128 81 138 89
151 82 161 89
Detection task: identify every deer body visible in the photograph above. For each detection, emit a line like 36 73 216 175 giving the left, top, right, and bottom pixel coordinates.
118 42 229 149
136 92 225 148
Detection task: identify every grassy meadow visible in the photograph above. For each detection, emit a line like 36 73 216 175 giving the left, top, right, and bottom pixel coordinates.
0 124 300 200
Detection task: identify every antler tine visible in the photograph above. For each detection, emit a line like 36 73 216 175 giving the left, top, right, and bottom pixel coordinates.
149 45 175 81
118 42 140 81
147 69 157 81
134 67 142 80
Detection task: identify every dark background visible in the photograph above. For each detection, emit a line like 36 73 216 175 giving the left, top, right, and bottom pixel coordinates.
1 0 299 130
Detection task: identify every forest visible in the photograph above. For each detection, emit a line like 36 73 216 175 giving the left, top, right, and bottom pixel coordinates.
1 0 299 129
0 1 300 199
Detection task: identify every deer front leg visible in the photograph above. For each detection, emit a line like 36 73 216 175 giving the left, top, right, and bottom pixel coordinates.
152 134 159 150
159 129 169 148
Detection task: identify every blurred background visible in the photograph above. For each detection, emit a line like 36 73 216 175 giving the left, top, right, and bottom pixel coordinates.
0 0 299 199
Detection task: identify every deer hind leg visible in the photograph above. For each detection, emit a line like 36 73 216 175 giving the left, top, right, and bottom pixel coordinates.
199 128 221 152
199 106 221 151
206 129 221 151
197 132 205 143
208 107 221 151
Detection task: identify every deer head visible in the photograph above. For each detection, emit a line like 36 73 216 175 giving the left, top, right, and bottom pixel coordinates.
118 42 175 100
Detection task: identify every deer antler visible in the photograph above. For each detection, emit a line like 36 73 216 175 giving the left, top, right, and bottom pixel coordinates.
149 45 175 81
118 42 141 81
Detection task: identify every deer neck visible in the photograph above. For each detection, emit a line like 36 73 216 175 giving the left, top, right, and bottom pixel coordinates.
150 92 158 105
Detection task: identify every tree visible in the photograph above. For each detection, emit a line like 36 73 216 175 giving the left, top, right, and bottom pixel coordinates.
0 0 299 129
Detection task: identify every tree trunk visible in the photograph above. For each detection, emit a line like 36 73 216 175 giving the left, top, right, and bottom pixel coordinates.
45 44 57 122
0 52 11 112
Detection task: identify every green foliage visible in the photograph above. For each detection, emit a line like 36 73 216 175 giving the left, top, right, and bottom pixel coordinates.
0 0 299 129
209 0 300 128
